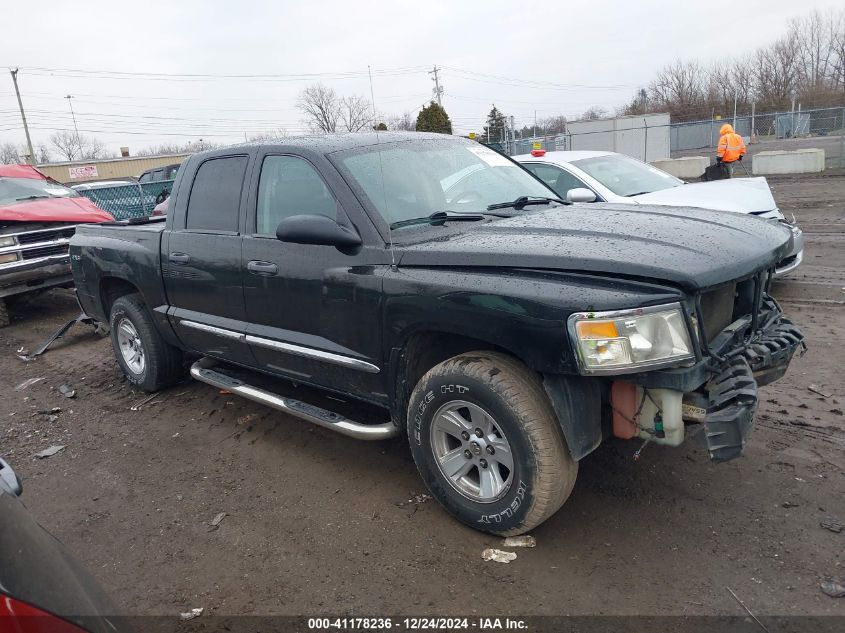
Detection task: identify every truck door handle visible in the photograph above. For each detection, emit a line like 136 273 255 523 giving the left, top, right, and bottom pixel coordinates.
247 260 278 276
169 252 190 264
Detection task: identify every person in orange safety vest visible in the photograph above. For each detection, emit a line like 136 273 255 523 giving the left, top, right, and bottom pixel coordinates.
716 123 747 176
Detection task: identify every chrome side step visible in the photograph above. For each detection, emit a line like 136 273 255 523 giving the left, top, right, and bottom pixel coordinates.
189 358 399 441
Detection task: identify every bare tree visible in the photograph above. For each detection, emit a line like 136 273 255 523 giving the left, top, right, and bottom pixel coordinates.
752 31 801 108
621 8 845 120
134 141 216 156
49 131 109 161
387 112 415 131
80 137 107 161
580 106 609 121
247 129 290 142
50 131 82 161
1 142 22 164
540 115 568 134
297 83 341 133
339 95 373 132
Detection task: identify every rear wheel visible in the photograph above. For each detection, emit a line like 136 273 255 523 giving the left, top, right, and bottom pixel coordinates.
407 351 577 535
109 294 183 392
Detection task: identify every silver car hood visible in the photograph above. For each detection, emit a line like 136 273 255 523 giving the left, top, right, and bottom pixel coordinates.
632 177 778 216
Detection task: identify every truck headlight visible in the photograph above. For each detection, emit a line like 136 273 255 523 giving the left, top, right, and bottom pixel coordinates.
0 236 16 248
569 303 695 374
0 252 20 265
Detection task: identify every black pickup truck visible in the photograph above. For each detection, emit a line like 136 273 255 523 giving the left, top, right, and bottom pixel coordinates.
70 132 803 535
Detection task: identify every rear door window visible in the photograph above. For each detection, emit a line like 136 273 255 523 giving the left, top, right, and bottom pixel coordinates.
152 169 165 181
186 156 248 232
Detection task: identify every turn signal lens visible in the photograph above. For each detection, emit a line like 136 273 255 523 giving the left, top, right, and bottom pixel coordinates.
576 321 619 339
0 253 20 265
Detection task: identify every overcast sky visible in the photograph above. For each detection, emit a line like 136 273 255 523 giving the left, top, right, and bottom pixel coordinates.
1 0 842 158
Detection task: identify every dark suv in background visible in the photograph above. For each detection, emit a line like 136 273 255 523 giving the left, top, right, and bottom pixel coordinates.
138 163 181 184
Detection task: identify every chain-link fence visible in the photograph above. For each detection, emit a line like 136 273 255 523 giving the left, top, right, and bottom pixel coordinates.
670 106 845 168
489 105 844 169
75 180 174 220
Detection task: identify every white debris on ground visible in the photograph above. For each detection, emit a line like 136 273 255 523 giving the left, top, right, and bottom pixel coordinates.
482 548 517 563
33 445 65 459
502 535 536 548
180 608 204 620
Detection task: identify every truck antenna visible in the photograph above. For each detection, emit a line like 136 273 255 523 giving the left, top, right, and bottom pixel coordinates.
368 65 396 269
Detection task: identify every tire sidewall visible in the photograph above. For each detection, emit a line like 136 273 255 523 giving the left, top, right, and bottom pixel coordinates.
408 370 538 533
109 300 150 388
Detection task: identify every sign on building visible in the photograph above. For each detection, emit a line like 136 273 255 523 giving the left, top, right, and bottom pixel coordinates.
68 165 98 180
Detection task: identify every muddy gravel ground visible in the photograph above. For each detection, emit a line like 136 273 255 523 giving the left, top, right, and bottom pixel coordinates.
1 173 844 620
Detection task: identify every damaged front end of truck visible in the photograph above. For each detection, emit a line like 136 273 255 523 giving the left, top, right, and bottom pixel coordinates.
563 269 804 463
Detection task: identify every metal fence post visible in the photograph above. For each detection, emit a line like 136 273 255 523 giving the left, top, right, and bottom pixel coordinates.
840 107 845 169
137 181 147 215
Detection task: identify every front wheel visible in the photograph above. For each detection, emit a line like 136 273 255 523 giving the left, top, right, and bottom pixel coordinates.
407 352 577 535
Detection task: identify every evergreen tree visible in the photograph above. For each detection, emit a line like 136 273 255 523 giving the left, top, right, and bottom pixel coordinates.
484 105 507 143
415 102 453 134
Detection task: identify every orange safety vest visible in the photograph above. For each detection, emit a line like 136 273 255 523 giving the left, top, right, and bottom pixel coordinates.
717 131 746 162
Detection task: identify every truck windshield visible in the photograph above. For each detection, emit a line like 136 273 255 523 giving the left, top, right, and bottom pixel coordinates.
570 154 682 197
334 139 554 228
0 177 80 206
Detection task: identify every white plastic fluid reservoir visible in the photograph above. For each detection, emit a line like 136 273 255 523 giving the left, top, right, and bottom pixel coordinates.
635 388 685 447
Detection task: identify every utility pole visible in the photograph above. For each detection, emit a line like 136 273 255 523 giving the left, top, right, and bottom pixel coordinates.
509 115 515 154
732 90 738 128
65 95 81 150
429 66 443 107
9 69 36 164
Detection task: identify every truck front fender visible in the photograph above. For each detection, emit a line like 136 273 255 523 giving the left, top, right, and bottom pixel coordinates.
542 373 606 461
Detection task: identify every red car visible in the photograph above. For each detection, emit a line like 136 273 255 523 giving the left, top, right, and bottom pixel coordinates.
0 165 113 327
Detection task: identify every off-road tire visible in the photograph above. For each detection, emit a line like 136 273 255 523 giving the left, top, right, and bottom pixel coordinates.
0 298 9 328
407 351 577 535
109 294 183 392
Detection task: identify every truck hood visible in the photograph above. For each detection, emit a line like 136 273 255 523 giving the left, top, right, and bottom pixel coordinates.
0 196 113 224
397 203 792 291
631 177 777 215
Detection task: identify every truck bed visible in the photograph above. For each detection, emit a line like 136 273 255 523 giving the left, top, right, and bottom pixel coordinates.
70 218 168 326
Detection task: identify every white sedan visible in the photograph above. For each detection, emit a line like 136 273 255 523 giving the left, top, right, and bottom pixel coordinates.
513 150 803 277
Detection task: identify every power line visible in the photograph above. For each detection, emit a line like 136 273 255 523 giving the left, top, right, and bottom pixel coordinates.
12 66 431 84
440 66 634 91
8 64 430 78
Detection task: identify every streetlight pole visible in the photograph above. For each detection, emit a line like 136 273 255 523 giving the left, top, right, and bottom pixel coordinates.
65 95 81 150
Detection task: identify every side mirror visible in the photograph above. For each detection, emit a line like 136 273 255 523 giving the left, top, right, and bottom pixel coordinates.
566 188 597 203
276 214 362 249
0 457 22 497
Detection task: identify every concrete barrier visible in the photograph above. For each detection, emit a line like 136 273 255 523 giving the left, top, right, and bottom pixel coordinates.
752 148 825 175
650 156 709 180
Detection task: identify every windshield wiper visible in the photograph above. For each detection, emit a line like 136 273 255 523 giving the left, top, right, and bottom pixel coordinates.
625 191 652 197
389 211 485 230
487 195 568 211
15 195 51 201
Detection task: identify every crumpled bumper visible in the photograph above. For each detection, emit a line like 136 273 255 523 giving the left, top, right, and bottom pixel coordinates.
702 313 805 463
